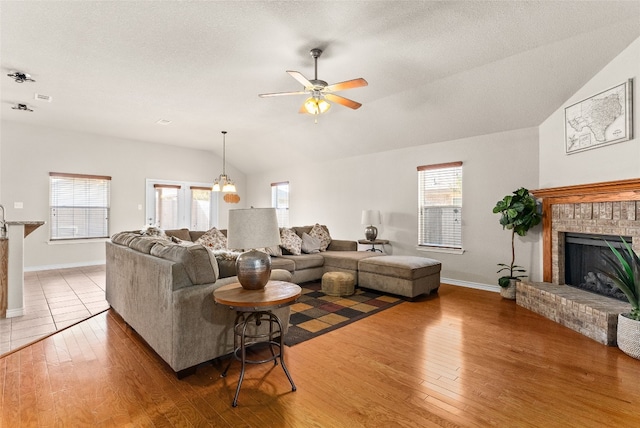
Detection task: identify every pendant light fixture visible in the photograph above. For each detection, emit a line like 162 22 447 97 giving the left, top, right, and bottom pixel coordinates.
212 131 236 193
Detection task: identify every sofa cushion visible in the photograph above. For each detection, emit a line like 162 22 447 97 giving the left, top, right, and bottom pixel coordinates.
280 228 302 255
129 236 168 254
195 227 227 251
321 251 382 271
111 231 141 246
301 232 321 254
271 257 295 272
150 242 218 285
165 228 192 241
358 256 441 280
280 253 324 270
309 223 332 251
263 245 283 257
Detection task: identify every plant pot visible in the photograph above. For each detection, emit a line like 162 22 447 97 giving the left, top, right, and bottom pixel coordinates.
617 313 640 360
500 279 517 300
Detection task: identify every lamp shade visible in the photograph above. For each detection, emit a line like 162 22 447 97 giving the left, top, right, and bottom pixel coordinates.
227 208 280 250
361 210 381 225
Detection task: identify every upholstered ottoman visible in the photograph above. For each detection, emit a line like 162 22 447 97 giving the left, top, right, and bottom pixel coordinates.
321 271 356 296
358 256 441 298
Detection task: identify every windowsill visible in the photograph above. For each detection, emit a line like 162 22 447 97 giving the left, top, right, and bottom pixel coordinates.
416 246 465 255
48 238 109 245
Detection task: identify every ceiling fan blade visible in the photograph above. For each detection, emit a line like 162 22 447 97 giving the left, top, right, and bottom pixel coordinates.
259 90 307 98
325 78 368 92
287 71 314 89
325 93 362 110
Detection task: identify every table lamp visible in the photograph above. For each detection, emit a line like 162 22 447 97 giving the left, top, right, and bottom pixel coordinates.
361 209 381 241
227 208 281 290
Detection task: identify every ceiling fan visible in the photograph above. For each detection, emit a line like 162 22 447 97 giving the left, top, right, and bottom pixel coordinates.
259 48 368 116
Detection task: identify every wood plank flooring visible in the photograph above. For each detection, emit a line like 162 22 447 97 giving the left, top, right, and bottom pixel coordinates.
2 283 640 427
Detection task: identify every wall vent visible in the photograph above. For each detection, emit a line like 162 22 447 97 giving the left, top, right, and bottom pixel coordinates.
34 93 52 102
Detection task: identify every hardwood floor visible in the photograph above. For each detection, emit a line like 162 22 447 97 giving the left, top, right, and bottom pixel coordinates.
1 283 639 427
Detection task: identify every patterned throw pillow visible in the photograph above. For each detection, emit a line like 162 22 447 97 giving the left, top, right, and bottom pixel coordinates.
309 223 331 251
280 228 302 255
195 227 228 251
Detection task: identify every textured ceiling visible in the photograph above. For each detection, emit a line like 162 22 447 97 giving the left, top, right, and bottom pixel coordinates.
2 1 639 173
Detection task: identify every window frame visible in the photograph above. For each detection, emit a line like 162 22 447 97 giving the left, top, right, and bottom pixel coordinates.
49 172 111 241
417 162 464 254
271 181 290 228
145 179 218 230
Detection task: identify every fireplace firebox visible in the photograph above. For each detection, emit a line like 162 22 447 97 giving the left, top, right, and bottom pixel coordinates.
564 233 631 301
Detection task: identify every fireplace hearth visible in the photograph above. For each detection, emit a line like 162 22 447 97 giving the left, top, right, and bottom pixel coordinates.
516 179 640 345
564 233 630 302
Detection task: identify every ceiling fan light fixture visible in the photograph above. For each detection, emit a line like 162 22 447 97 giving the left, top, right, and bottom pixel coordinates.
303 97 331 115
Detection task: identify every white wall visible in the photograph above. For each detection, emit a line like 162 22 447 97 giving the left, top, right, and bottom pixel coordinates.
0 121 245 269
245 127 540 288
539 37 640 188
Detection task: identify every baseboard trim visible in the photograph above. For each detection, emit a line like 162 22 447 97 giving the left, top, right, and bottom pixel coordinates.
24 260 106 272
6 307 24 318
442 277 499 293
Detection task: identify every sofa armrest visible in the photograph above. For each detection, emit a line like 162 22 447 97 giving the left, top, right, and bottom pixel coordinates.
327 239 357 251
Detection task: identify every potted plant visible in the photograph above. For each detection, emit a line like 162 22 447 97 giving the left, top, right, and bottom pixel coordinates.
601 237 640 359
492 187 541 299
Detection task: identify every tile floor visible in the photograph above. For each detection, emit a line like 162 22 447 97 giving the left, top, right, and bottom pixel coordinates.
0 265 108 355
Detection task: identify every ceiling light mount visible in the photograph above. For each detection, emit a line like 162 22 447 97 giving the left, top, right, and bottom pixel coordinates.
12 103 33 112
212 131 236 193
7 72 36 83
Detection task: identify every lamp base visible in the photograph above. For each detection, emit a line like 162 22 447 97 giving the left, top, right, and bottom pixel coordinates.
236 249 272 290
364 225 378 241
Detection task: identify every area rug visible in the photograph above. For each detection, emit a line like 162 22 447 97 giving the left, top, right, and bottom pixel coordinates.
284 281 405 346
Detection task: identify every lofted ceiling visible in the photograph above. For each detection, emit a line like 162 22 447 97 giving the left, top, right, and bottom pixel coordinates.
1 1 639 174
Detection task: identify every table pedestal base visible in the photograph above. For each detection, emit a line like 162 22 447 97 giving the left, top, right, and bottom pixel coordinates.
221 310 296 407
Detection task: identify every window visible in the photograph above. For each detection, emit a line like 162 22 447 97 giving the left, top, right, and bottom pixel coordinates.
153 184 180 230
146 180 218 230
49 172 111 240
417 162 462 250
271 181 289 227
190 186 213 231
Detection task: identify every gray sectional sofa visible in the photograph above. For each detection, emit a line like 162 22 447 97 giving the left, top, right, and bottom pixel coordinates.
106 225 442 378
105 225 381 377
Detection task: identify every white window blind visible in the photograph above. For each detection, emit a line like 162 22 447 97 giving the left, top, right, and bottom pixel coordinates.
417 162 462 249
49 172 111 240
190 186 212 230
154 184 180 230
271 181 289 228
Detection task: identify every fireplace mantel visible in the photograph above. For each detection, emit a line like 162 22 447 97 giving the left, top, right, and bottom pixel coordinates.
531 178 640 282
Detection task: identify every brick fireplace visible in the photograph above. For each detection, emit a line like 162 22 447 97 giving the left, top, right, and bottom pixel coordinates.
516 179 640 345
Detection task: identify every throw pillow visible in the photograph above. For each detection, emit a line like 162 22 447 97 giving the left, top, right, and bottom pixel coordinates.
301 232 321 254
195 227 228 251
261 246 282 257
140 225 169 240
309 223 331 251
280 228 302 256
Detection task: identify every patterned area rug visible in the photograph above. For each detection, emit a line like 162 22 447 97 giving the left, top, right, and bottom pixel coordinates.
284 281 405 346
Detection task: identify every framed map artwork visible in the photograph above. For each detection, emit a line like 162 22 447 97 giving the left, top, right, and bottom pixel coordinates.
565 79 633 154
